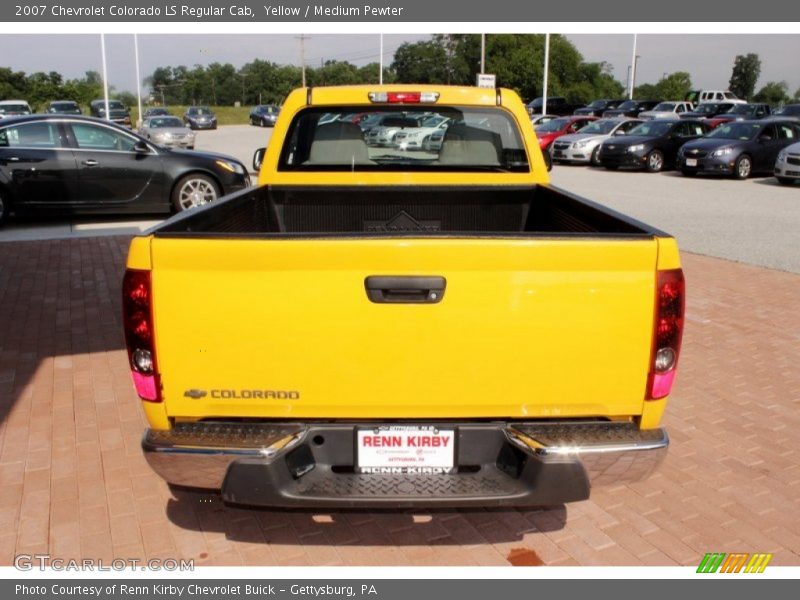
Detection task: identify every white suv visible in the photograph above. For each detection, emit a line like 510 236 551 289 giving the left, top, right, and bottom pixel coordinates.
0 100 33 119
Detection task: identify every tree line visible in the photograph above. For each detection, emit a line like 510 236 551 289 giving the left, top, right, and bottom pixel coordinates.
2 36 799 110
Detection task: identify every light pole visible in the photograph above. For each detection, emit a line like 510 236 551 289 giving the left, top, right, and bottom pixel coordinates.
542 34 550 116
629 34 639 99
100 34 110 120
296 34 310 87
481 33 486 73
134 33 143 127
379 34 383 84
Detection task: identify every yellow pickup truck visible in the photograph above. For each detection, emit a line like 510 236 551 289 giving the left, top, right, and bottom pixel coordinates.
125 85 684 508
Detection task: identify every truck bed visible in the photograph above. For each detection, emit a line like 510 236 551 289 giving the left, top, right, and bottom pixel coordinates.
153 184 659 238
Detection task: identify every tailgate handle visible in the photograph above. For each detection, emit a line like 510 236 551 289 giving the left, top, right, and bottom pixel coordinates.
365 276 446 304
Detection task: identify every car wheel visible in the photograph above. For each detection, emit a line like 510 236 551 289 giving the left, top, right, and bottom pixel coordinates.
733 155 752 179
172 174 220 212
777 176 796 185
187 145 195 150
0 190 9 225
590 146 601 166
645 150 665 173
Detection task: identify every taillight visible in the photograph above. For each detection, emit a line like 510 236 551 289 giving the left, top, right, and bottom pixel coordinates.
123 269 161 402
646 268 685 400
368 91 439 104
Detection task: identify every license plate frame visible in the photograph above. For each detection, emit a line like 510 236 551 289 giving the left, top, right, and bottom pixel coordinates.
355 425 457 474
685 158 698 167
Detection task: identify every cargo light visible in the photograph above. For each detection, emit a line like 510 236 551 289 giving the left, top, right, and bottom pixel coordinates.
368 91 439 104
123 269 161 402
646 268 685 400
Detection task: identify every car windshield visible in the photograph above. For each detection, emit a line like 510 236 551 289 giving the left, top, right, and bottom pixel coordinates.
587 100 607 109
51 102 77 110
727 105 757 115
421 116 447 127
696 104 721 114
775 105 800 116
279 105 529 173
707 123 762 140
107 101 124 110
577 120 619 135
616 100 637 110
627 121 674 137
260 105 279 113
147 109 169 115
189 107 212 115
0 104 30 113
653 103 676 111
535 118 571 132
149 117 184 128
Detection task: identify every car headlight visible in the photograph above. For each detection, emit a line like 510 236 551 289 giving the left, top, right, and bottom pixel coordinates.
777 150 788 162
628 144 645 153
216 160 245 175
573 141 589 149
712 147 733 157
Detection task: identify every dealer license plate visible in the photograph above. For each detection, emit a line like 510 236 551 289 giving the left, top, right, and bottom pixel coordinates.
356 426 456 474
686 158 698 167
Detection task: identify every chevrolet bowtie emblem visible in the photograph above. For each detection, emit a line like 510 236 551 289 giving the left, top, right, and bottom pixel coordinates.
183 389 208 399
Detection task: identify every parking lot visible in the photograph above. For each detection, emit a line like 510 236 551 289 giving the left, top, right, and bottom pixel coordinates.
1 125 799 567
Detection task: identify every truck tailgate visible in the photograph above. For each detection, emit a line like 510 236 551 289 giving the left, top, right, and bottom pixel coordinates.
149 236 658 420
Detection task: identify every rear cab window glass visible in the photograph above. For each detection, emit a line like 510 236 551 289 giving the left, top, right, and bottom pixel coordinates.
279 105 529 172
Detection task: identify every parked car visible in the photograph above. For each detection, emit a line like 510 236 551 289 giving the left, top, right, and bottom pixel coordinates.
638 102 695 120
90 99 132 127
184 106 217 130
0 100 32 119
597 118 708 172
531 114 558 126
551 118 642 166
689 90 746 105
394 114 451 151
250 104 280 127
0 115 249 225
534 116 597 152
774 141 800 185
143 107 171 118
678 120 800 179
602 100 661 118
705 103 772 128
138 115 196 149
526 96 584 116
46 101 82 115
366 114 426 147
680 102 737 120
574 99 627 117
773 104 800 121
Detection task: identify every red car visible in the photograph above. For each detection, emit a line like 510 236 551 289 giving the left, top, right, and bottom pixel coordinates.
535 116 598 151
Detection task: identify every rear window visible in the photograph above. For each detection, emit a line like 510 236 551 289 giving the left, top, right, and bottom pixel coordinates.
279 106 529 172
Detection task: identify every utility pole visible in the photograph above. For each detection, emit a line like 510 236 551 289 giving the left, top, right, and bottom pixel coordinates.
379 34 384 84
296 34 310 87
481 33 486 73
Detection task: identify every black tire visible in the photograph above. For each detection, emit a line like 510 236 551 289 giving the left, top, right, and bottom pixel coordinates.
0 190 9 226
645 150 665 173
171 174 221 212
776 176 795 186
590 146 601 166
733 154 752 180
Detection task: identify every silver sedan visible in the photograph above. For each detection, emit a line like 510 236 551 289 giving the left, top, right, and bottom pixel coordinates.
551 118 642 165
138 116 196 149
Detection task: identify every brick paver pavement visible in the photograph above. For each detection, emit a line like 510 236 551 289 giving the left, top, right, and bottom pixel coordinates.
1 236 798 567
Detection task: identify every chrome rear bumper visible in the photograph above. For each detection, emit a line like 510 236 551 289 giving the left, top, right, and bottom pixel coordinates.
143 421 667 507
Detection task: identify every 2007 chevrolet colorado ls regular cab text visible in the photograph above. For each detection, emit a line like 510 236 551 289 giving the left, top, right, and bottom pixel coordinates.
125 85 685 508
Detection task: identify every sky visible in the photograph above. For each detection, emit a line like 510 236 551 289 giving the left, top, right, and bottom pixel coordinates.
0 33 798 97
